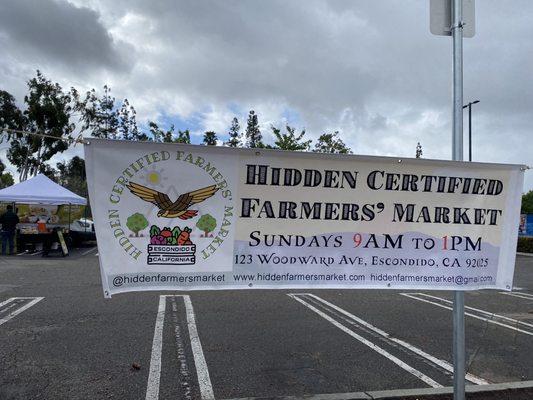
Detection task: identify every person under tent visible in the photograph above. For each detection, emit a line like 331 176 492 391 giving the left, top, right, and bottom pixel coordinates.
0 205 20 255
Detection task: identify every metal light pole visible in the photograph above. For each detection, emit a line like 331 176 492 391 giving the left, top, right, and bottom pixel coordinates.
452 1 465 400
430 1 475 398
463 100 480 162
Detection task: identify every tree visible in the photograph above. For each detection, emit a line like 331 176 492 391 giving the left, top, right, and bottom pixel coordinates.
118 99 149 141
176 129 191 144
245 110 263 148
416 142 423 158
203 131 218 145
272 125 311 151
0 91 25 187
196 214 217 237
72 85 118 139
149 121 176 143
126 213 149 237
73 86 148 141
149 122 189 144
225 117 241 147
0 172 13 189
56 156 90 217
39 164 58 182
0 158 14 189
57 156 87 197
313 131 352 154
4 71 74 181
0 90 25 135
522 191 533 214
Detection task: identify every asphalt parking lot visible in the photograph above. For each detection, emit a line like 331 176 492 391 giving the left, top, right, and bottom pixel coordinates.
0 249 532 400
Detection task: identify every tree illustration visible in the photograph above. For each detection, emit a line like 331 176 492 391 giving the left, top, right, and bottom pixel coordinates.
196 214 217 237
127 213 149 237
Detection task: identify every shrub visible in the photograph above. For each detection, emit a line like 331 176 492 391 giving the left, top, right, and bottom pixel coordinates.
517 237 533 253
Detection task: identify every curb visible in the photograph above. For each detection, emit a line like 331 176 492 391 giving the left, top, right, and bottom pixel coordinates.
517 252 533 257
369 380 533 399
225 380 533 400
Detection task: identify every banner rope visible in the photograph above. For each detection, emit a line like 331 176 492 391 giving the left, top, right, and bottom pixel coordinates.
0 127 530 169
0 128 86 146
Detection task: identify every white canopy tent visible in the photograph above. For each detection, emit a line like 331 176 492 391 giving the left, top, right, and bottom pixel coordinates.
0 174 87 205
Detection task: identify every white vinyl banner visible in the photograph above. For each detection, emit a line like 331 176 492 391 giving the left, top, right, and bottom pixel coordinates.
84 139 524 297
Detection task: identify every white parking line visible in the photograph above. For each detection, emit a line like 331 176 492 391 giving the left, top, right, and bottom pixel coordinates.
0 297 44 326
146 296 166 400
500 291 533 301
302 293 488 385
82 247 97 256
145 295 214 400
182 295 215 400
289 293 442 388
401 293 533 336
0 302 19 314
15 250 42 256
170 298 193 400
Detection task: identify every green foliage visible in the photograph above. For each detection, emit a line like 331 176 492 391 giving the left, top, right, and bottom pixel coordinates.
0 91 23 183
517 237 533 253
172 226 181 239
0 172 13 188
72 85 118 139
150 225 161 237
245 110 263 148
119 99 148 141
56 155 89 216
57 156 86 197
176 129 191 144
127 213 149 236
313 131 352 154
3 71 74 181
272 125 311 151
149 123 192 144
0 90 25 134
225 117 241 147
522 191 533 214
73 85 148 141
196 214 217 236
416 142 423 158
39 164 58 181
149 121 176 143
203 131 217 145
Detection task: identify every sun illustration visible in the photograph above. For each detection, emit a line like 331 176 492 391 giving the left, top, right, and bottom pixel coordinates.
141 167 167 188
148 171 160 184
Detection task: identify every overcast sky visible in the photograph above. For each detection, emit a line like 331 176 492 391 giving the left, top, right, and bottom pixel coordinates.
0 0 531 190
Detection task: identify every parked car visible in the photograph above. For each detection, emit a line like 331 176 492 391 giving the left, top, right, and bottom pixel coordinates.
69 218 96 245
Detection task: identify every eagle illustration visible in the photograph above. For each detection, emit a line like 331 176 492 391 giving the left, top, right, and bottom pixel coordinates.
126 181 218 219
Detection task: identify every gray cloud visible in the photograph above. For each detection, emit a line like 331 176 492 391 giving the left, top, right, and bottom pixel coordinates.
0 0 531 189
0 0 130 70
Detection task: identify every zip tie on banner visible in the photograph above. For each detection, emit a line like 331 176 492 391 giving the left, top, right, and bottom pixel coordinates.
0 128 86 146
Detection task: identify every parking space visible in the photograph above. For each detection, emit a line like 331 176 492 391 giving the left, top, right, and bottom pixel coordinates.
12 243 98 260
0 297 44 327
0 254 532 399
